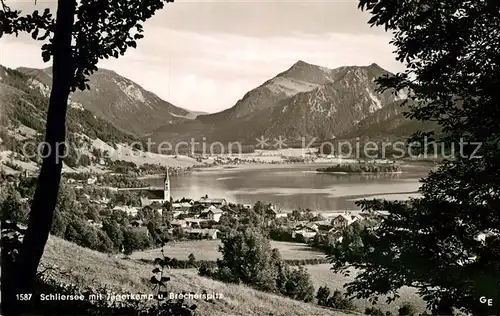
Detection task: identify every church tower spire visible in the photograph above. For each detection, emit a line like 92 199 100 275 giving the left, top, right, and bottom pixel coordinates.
164 167 171 202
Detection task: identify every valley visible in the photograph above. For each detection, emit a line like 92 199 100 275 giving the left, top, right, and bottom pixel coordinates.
1 59 434 316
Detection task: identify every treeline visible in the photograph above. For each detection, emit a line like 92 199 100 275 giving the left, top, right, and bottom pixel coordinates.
138 257 329 269
1 67 141 156
198 228 317 303
107 160 193 176
0 176 162 255
64 172 150 188
317 163 402 173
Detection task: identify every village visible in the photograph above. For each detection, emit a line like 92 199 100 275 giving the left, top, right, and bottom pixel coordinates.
2 168 388 255
76 172 387 248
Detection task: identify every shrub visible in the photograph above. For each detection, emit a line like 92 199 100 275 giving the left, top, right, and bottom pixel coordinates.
365 307 387 316
326 290 356 311
398 302 417 316
198 261 216 278
187 253 196 267
282 266 315 302
316 286 331 306
148 246 198 315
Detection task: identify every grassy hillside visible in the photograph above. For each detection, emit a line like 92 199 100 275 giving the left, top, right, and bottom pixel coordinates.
40 235 356 316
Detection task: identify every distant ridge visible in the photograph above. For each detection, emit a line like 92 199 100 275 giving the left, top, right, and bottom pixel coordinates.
16 66 197 136
151 61 404 144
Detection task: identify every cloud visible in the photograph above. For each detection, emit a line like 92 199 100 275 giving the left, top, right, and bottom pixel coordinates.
1 25 403 114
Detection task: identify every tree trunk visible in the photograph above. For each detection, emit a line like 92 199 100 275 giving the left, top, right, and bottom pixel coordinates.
3 0 77 314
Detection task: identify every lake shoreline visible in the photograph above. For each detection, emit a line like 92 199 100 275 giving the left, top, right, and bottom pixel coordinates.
140 162 428 211
317 170 404 174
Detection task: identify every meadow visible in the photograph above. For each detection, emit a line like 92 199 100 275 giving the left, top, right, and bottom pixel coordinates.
40 236 356 316
305 264 427 315
130 239 326 261
128 240 427 314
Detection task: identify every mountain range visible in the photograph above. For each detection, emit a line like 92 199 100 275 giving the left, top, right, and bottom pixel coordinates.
151 60 409 144
1 60 432 155
16 67 200 137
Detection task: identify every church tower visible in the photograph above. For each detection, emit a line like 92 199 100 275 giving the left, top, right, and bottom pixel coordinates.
164 168 171 202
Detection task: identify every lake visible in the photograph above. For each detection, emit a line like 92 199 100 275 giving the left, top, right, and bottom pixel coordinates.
145 163 432 212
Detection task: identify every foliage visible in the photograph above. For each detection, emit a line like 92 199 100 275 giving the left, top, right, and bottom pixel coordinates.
2 0 178 309
216 227 278 291
0 66 140 155
148 246 198 315
197 261 216 277
110 190 141 207
326 290 356 311
287 208 315 222
365 307 388 316
317 163 401 173
1 221 200 315
397 302 416 316
329 1 500 315
108 160 140 174
0 188 30 223
187 253 196 267
282 266 315 302
200 228 316 303
269 226 295 242
140 257 328 270
102 219 124 250
1 222 26 287
122 228 150 255
2 0 175 91
316 286 330 306
315 285 356 311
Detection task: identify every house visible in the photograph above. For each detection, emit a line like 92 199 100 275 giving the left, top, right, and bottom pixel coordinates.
87 219 103 229
351 213 364 221
276 212 288 219
186 228 220 240
327 228 344 242
87 177 97 185
140 189 166 207
200 206 223 222
292 226 318 240
266 207 278 220
313 220 334 232
172 202 192 212
225 207 239 216
304 222 319 231
184 218 210 228
142 203 163 215
112 205 139 217
96 197 110 205
331 214 357 229
140 173 171 207
198 197 227 208
130 219 144 227
171 220 188 228
172 211 184 219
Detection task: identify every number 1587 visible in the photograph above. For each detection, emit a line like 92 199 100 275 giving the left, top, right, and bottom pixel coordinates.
16 294 32 300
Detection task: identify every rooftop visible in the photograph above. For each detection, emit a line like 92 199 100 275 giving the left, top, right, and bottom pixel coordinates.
141 189 165 200
199 197 226 204
202 208 223 214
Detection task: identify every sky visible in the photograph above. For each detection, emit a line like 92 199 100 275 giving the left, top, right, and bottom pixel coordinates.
1 0 404 114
